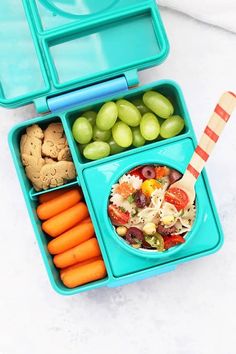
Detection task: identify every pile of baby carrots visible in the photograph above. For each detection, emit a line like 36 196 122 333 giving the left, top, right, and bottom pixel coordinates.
37 188 107 288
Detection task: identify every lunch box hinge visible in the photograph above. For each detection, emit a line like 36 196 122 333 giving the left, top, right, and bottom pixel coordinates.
35 71 139 114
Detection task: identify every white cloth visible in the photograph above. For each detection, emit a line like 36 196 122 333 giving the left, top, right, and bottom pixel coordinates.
158 0 236 33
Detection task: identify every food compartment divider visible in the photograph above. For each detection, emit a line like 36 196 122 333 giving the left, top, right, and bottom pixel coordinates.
29 180 80 201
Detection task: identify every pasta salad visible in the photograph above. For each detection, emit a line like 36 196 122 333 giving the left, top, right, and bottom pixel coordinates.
108 165 196 252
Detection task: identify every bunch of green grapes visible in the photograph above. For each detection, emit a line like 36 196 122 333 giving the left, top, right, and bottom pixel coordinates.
72 91 185 160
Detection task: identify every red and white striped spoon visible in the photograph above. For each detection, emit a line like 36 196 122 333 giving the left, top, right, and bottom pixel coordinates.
168 91 236 207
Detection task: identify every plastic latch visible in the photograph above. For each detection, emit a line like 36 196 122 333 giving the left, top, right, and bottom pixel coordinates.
48 76 128 113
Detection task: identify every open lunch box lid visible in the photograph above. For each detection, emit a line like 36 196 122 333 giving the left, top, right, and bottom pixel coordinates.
0 0 169 111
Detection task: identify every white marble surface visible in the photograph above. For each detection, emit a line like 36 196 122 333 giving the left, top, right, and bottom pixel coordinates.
0 6 236 354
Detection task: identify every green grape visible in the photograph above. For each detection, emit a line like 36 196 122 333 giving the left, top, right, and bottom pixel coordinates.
132 127 146 147
160 115 185 139
108 138 126 155
96 102 118 131
93 126 111 142
140 113 160 141
112 121 133 147
143 91 174 119
116 99 141 127
83 142 110 160
72 117 93 144
82 111 97 127
132 98 151 115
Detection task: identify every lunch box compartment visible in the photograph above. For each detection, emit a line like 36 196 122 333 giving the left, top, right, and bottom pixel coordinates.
9 115 113 295
28 184 111 295
81 137 223 277
43 9 164 88
63 80 190 165
9 115 79 196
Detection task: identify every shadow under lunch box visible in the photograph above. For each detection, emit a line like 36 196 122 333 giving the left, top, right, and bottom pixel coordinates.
4 0 223 295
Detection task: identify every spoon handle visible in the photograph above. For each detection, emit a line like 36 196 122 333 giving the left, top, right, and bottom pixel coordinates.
186 92 236 181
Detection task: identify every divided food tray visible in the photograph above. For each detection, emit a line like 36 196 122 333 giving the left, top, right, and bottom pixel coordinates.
9 81 224 295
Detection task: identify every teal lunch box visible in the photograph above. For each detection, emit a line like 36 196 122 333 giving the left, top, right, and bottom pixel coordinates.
4 0 223 295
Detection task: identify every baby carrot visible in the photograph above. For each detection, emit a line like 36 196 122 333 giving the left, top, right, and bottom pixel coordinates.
60 256 103 278
80 217 92 225
37 189 82 220
39 189 68 204
61 260 107 288
53 238 101 268
48 222 95 255
42 202 89 237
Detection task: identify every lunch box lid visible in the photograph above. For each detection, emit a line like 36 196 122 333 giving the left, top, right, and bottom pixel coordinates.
0 0 169 111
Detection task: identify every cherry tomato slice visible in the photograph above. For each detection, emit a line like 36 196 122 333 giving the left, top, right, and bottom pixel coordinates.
163 235 185 250
164 187 189 211
129 168 144 180
108 204 130 226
